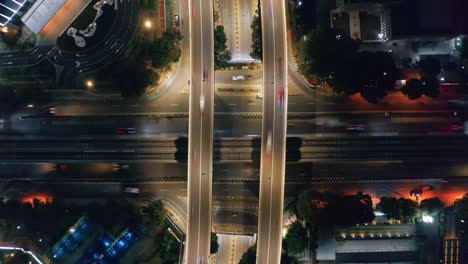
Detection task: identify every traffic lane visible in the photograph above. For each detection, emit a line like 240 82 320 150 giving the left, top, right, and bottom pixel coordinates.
7 116 189 136
215 70 262 84
213 210 257 226
4 114 465 138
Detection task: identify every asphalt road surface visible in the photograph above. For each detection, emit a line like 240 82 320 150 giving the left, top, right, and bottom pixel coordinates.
256 0 288 262
185 0 215 261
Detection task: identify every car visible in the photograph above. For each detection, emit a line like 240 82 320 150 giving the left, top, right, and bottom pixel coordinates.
200 94 205 112
450 123 463 132
346 123 366 131
256 93 263 99
203 66 208 81
125 187 139 193
112 163 129 171
174 15 180 26
117 128 136 135
278 87 284 103
247 75 253 80
232 75 246 81
266 131 272 152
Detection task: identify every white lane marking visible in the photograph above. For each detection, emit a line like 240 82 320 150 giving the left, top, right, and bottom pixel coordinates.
170 104 178 107
229 103 237 106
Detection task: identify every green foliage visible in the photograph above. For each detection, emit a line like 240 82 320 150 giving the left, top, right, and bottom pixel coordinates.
158 231 180 263
214 25 231 69
377 197 418 223
401 78 424 99
151 29 183 69
250 0 262 61
418 58 441 78
284 221 308 255
111 59 154 98
239 244 256 264
296 191 375 227
420 198 444 215
401 77 439 100
461 38 468 63
85 199 143 234
238 243 299 264
303 28 399 103
210 232 219 254
455 195 468 221
143 200 166 226
303 28 358 81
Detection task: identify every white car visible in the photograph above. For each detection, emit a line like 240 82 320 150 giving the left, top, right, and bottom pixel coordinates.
266 131 272 152
200 94 205 112
232 75 246 81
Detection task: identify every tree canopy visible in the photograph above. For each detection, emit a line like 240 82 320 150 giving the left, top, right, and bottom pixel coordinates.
401 78 424 99
250 0 262 61
303 28 397 103
210 232 219 254
377 197 418 223
461 38 468 64
296 191 375 227
303 28 358 82
455 195 468 221
284 221 308 255
143 200 166 226
239 244 257 264
113 59 157 98
151 29 183 69
420 198 444 215
214 25 231 69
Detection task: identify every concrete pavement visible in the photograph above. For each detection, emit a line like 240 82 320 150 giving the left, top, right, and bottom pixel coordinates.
185 0 215 261
256 0 288 262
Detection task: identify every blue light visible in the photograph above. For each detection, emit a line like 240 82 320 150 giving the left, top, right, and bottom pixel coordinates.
118 241 125 247
104 241 110 247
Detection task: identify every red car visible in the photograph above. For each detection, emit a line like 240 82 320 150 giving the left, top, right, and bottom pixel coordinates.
278 87 284 103
117 128 136 135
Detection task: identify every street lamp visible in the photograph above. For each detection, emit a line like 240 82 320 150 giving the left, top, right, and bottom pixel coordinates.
86 80 94 88
144 20 152 29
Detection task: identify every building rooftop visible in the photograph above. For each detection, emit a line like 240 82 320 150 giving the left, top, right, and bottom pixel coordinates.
0 0 28 26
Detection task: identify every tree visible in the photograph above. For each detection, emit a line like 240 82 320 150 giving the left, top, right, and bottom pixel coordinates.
420 198 444 215
377 197 418 223
239 244 256 264
377 197 401 220
281 253 299 264
250 0 262 60
284 221 308 255
399 198 418 223
418 58 441 78
113 60 155 98
461 38 468 64
455 195 468 221
151 29 182 69
143 200 166 226
214 25 231 69
303 28 358 87
420 76 440 98
158 231 180 263
210 232 219 254
401 78 424 99
354 51 397 103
